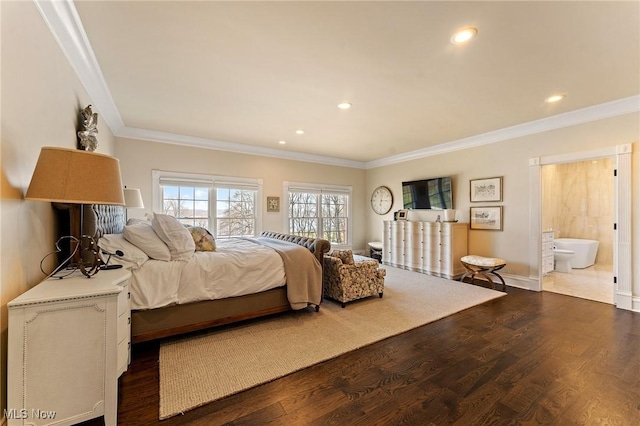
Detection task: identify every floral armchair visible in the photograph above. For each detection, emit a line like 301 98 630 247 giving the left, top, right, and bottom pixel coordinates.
323 249 386 308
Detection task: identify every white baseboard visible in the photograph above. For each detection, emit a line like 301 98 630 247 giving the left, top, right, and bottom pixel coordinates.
502 273 534 290
462 273 532 291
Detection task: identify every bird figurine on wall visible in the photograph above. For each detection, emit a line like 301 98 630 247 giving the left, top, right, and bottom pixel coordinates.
77 104 99 151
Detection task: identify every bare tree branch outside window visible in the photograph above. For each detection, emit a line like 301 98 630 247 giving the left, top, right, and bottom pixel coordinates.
289 191 348 244
216 188 256 238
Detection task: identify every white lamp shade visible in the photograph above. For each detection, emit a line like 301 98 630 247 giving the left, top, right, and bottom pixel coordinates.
123 188 144 208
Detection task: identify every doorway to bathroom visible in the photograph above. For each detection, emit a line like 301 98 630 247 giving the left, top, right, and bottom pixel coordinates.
529 143 633 310
541 159 614 304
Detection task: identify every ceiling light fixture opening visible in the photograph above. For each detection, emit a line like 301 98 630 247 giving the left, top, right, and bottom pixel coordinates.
545 94 566 103
338 102 352 110
295 130 304 135
278 140 286 145
451 27 478 45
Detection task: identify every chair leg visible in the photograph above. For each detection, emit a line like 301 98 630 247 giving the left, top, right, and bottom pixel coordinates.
460 261 477 284
379 292 383 298
476 271 496 290
341 302 346 308
489 271 507 291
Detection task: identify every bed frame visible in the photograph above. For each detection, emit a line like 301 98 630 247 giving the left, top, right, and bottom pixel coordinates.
84 205 331 343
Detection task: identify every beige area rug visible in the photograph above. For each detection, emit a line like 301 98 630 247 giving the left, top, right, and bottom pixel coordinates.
159 266 505 419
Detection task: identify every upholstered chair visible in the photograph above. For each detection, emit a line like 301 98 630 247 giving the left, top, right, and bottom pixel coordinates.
323 249 386 308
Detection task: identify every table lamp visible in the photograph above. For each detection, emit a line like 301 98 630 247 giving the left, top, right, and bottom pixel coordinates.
123 187 144 222
26 147 125 278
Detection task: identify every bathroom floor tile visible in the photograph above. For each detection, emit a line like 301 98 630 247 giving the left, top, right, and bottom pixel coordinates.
543 264 613 304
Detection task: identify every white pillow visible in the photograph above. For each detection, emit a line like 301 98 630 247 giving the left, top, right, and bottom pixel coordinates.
98 233 149 269
123 223 171 261
127 218 150 226
151 213 195 261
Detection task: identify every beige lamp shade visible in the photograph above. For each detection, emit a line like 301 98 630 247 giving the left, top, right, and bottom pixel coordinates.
26 147 125 205
123 187 144 208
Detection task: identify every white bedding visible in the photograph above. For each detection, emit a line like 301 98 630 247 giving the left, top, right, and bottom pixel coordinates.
129 238 286 310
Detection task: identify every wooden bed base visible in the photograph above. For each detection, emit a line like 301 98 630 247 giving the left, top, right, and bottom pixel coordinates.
84 205 331 343
131 287 290 343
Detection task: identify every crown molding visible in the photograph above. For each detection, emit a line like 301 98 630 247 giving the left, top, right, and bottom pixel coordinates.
39 0 639 170
34 0 124 133
118 127 366 169
365 95 640 169
118 92 638 169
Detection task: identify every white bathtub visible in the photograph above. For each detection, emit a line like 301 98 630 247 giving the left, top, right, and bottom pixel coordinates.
554 238 599 269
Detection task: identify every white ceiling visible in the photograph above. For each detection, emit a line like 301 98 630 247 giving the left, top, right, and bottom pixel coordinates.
56 1 640 166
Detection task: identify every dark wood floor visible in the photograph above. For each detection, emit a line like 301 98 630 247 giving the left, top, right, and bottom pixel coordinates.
85 286 640 425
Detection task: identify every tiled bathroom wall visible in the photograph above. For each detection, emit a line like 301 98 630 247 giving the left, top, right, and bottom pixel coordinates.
541 158 614 265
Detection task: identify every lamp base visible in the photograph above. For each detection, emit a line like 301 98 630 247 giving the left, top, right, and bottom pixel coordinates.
77 235 104 278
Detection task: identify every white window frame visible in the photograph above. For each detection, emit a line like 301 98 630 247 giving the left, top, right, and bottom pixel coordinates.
284 181 352 248
152 170 263 237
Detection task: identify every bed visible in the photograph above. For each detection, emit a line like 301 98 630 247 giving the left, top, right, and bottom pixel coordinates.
83 204 331 343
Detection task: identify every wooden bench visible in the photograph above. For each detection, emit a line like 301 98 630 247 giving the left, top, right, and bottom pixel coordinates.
460 255 507 291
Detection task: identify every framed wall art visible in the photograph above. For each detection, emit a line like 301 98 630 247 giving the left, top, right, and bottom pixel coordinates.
267 196 280 212
470 176 502 202
470 206 503 231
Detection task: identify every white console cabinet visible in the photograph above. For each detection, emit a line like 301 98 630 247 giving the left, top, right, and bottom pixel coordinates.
7 268 131 426
383 220 469 279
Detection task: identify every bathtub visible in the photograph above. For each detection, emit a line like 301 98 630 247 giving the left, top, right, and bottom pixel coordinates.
554 238 599 269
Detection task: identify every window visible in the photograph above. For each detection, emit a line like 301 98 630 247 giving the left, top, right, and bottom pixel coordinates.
215 186 257 238
161 185 210 228
286 182 351 246
289 192 319 237
153 171 261 238
322 193 348 244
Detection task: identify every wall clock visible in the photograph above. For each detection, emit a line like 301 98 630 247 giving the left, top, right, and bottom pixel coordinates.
371 186 393 215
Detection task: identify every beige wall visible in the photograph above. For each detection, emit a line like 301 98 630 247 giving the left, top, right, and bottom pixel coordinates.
0 1 116 416
542 159 614 265
115 137 367 247
365 113 639 294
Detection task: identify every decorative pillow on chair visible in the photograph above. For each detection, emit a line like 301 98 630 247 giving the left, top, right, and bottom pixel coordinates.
331 249 354 265
187 226 216 251
151 213 196 261
123 223 171 261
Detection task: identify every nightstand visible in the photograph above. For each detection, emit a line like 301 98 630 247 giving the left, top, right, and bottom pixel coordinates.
7 268 131 426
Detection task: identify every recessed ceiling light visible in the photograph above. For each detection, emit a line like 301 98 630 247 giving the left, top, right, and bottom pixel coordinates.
338 102 352 110
278 140 286 145
451 27 478 45
545 94 566 103
296 130 304 135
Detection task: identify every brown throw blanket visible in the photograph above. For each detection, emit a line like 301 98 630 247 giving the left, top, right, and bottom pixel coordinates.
249 237 323 309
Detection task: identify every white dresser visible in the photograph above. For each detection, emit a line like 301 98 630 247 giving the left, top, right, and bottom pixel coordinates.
541 231 555 275
7 268 131 426
382 220 469 279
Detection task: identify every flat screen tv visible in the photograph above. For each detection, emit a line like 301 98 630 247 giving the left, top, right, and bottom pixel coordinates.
402 177 453 210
